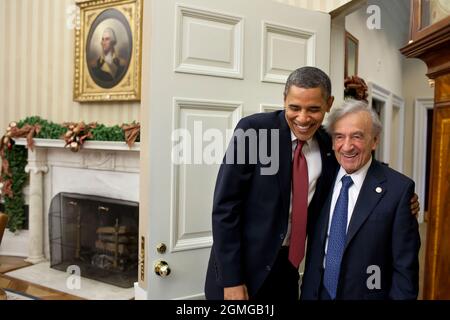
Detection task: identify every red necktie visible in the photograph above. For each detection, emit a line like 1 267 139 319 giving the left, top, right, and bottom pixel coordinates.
288 140 309 268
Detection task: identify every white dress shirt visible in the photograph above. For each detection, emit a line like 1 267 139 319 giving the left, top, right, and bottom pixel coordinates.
323 157 373 266
283 132 322 246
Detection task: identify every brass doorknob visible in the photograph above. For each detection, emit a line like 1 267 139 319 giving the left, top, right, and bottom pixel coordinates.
154 260 171 277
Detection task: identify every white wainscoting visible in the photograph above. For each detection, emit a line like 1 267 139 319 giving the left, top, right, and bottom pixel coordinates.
171 98 241 252
174 4 244 79
260 103 283 113
261 21 316 83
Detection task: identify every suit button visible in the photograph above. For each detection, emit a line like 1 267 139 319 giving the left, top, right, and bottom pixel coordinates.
266 265 271 271
280 234 284 240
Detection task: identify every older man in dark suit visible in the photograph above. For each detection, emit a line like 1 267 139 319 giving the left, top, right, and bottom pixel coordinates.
301 99 420 300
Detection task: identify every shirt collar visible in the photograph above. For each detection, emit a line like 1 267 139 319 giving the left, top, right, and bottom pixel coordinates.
335 157 372 190
290 131 313 146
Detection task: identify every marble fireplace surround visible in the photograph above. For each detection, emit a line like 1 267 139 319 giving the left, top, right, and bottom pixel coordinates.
8 138 140 264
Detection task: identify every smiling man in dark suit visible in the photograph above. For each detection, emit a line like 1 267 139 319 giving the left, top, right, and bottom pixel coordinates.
300 99 420 300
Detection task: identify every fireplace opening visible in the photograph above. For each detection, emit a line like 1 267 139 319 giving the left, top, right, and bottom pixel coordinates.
49 193 139 288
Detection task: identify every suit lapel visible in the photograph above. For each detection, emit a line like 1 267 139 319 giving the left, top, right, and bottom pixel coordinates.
314 129 337 201
276 111 293 215
318 190 333 247
308 128 337 224
345 160 386 249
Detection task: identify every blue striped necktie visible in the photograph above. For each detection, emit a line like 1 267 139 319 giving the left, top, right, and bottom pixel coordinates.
323 175 353 299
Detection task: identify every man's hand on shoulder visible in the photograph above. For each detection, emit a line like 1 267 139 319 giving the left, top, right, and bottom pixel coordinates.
410 193 420 218
224 284 249 300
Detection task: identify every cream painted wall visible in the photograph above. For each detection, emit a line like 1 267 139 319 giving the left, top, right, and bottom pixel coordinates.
342 0 430 178
0 0 140 135
402 58 433 177
0 0 351 135
345 1 408 97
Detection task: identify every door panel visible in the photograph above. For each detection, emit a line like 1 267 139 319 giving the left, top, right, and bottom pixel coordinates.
262 22 316 83
175 5 244 79
140 0 330 299
171 98 242 253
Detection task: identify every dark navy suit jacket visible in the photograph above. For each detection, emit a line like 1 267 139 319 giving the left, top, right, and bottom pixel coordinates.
301 160 420 300
204 110 338 299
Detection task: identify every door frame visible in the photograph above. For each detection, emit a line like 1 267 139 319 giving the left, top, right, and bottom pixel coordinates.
413 97 434 223
368 82 405 172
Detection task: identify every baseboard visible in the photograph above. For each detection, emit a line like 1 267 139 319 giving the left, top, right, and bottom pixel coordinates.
0 230 29 257
134 282 148 300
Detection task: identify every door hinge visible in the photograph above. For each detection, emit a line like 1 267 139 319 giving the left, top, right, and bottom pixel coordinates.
140 236 145 281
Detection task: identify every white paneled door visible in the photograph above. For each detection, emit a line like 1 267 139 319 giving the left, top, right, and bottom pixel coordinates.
140 0 330 299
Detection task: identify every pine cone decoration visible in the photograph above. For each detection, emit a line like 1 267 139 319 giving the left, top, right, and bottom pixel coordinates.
62 122 97 152
344 76 368 102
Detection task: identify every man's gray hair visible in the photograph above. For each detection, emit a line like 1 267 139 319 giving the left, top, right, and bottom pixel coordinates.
324 99 382 137
284 66 332 101
102 27 117 46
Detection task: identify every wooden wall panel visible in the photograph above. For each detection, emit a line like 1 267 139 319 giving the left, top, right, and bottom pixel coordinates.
424 104 450 299
435 74 450 103
400 4 450 300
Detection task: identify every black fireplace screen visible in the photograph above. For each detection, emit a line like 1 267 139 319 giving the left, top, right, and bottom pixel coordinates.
49 192 139 288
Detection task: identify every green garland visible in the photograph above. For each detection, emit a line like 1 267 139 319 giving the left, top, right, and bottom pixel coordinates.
91 124 126 141
2 145 28 232
1 116 139 232
18 116 66 139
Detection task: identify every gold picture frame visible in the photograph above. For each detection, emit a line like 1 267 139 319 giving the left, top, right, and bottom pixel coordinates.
344 31 358 79
74 0 142 102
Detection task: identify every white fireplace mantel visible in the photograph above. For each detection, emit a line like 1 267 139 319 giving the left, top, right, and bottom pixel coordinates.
2 138 140 262
16 138 140 152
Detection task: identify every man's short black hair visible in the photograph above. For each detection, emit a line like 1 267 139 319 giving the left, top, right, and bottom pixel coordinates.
284 66 332 101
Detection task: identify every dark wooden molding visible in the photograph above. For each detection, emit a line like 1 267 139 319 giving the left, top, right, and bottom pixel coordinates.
400 23 450 79
408 0 450 43
423 102 450 299
401 0 450 300
400 23 450 57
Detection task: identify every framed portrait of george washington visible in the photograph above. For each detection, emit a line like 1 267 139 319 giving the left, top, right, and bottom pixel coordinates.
74 0 142 102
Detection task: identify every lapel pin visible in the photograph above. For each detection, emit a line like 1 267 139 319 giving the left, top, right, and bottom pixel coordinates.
327 152 331 156
375 187 382 194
